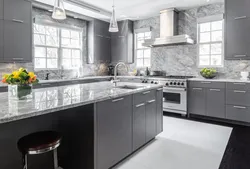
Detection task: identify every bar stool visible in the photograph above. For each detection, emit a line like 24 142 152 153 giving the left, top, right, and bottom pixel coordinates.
17 131 62 169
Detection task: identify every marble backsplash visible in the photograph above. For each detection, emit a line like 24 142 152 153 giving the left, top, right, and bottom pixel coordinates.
125 3 250 79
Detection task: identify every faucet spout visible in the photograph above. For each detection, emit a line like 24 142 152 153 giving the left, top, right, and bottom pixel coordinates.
113 62 129 86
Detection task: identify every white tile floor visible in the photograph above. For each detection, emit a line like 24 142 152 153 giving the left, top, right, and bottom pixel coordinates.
113 116 232 169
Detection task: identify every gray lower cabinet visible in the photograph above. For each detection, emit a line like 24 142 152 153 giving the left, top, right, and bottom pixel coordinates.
146 98 157 142
206 88 225 118
226 105 250 122
156 88 163 135
188 87 206 115
0 0 3 19
0 87 7 93
0 20 3 61
226 89 250 106
225 0 250 21
95 95 133 169
3 20 32 62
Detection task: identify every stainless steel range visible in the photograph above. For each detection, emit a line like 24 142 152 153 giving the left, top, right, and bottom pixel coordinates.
140 75 194 115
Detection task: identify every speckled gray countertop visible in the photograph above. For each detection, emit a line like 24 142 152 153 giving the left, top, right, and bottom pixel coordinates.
188 78 250 83
0 81 162 124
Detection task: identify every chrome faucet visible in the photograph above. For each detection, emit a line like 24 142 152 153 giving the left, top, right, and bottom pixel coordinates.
112 62 129 86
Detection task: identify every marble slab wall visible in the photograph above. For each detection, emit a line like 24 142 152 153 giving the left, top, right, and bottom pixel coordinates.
0 7 108 80
126 3 250 79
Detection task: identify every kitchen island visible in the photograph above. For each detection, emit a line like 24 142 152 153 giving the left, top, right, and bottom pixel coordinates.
0 81 163 169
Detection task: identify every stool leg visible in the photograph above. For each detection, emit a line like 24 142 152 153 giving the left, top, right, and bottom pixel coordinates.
53 149 59 169
22 154 28 169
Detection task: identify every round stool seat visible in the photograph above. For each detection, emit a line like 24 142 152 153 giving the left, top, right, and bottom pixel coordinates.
18 131 62 155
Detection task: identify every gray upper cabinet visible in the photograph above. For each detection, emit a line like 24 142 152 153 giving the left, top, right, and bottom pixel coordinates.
225 19 250 60
4 0 32 23
0 21 3 61
0 0 3 19
225 0 250 21
95 95 132 169
3 20 32 62
111 20 134 63
206 88 225 118
88 19 111 64
188 87 206 116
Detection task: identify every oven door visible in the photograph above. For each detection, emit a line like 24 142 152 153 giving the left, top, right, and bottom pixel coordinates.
163 87 187 112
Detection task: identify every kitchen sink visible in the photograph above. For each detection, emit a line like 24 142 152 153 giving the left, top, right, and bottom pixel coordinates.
115 85 144 90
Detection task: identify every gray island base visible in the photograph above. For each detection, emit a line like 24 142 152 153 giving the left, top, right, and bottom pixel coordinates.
0 81 163 169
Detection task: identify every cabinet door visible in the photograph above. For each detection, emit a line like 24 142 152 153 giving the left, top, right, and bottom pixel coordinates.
156 88 163 135
94 35 111 63
94 20 110 37
133 103 146 151
226 0 250 21
206 88 225 118
96 96 132 169
0 0 3 19
188 88 206 115
4 0 31 23
145 99 157 142
226 105 250 122
111 36 127 63
0 20 3 61
4 20 32 62
225 19 250 60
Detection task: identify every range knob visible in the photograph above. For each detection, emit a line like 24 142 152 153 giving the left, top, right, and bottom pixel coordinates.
166 83 169 86
181 82 184 86
142 81 145 83
177 82 180 85
170 82 173 85
155 82 158 84
145 81 148 83
173 82 177 85
151 81 154 84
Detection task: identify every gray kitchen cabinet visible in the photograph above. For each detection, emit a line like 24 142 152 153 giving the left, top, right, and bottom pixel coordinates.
225 18 250 60
226 105 250 123
226 89 250 106
0 87 7 93
4 0 32 23
156 88 163 135
0 20 3 61
95 95 133 169
188 87 206 116
3 20 32 62
0 0 3 19
133 102 146 151
206 88 225 118
88 19 111 64
111 20 134 63
225 0 250 21
146 98 157 142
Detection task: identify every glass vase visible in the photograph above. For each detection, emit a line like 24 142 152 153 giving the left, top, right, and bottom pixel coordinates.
8 84 33 101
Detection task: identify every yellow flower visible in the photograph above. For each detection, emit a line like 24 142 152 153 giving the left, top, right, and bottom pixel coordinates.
12 71 20 79
2 74 9 79
28 72 35 78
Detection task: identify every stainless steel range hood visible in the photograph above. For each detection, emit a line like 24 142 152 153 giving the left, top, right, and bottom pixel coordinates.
142 9 194 47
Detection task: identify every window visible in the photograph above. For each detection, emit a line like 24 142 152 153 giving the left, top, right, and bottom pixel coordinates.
135 32 151 68
198 17 224 67
34 24 82 69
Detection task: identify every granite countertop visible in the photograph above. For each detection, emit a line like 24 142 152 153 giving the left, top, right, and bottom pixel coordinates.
0 81 163 124
188 78 250 83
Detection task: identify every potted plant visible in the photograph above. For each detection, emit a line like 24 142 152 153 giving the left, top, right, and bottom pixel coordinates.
2 68 39 100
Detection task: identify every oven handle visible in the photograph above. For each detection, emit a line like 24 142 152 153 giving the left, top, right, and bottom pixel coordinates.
163 87 186 92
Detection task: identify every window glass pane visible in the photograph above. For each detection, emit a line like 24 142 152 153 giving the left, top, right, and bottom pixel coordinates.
144 59 151 67
199 55 210 66
212 21 223 31
62 59 71 68
137 40 144 48
71 31 80 39
211 43 222 54
211 55 222 66
71 39 80 47
47 59 58 68
72 50 80 58
62 38 70 47
62 49 71 58
46 36 58 46
137 33 144 40
145 32 151 39
200 23 210 32
35 58 46 69
144 49 151 58
211 31 222 42
137 50 144 58
46 26 58 36
34 24 45 34
35 47 46 58
47 48 58 58
199 44 210 55
34 34 45 45
72 59 81 68
137 59 144 67
61 29 70 38
200 32 211 43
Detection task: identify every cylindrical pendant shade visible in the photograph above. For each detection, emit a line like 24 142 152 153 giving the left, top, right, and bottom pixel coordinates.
52 0 66 20
109 6 119 32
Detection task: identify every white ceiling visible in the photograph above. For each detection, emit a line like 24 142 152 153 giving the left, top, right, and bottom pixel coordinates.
35 0 224 21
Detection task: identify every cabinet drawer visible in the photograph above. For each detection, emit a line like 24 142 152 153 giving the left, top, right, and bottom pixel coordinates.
133 90 156 105
226 105 250 122
226 82 250 90
0 86 7 93
226 89 250 106
189 81 225 89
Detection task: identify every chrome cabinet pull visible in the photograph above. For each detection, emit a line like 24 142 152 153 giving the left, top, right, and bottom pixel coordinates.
234 90 246 93
96 35 104 37
192 88 202 90
201 82 211 84
233 83 246 85
147 99 156 104
12 58 24 60
112 98 124 102
234 16 247 20
12 19 24 23
157 88 163 91
233 106 247 109
143 91 150 95
210 89 221 92
234 55 247 57
136 103 145 108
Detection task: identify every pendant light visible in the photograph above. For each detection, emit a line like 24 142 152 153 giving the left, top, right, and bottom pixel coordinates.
109 0 119 32
52 0 67 20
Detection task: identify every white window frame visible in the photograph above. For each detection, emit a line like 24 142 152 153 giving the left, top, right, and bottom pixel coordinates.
135 27 152 68
33 21 83 70
197 14 224 68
